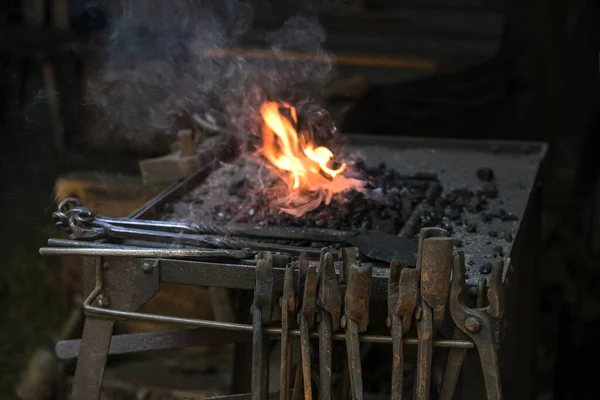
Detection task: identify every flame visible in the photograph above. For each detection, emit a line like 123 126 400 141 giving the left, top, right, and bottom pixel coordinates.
260 101 363 216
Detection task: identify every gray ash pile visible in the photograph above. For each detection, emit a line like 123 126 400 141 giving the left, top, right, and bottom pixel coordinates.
170 159 515 244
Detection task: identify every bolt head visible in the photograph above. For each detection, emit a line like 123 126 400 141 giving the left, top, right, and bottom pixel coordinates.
386 316 392 328
141 260 157 273
315 312 322 324
95 294 110 308
464 316 481 333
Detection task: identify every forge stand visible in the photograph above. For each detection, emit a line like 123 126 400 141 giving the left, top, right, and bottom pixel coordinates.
44 136 546 400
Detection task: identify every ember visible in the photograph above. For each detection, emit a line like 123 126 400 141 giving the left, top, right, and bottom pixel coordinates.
258 101 364 217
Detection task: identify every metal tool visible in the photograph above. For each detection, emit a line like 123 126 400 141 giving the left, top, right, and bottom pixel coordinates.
387 260 419 400
341 249 372 400
414 227 453 400
53 197 201 234
53 198 418 264
251 252 274 400
298 253 318 400
449 252 505 400
317 248 341 400
280 264 296 400
438 277 487 400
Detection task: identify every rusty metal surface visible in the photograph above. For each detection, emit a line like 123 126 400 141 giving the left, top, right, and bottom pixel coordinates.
342 257 372 400
251 254 274 400
439 275 488 400
449 252 505 400
419 235 454 329
387 260 406 400
299 260 317 400
280 265 296 400
317 250 341 400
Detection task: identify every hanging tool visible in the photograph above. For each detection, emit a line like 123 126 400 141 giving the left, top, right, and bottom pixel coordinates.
298 253 318 400
341 249 372 400
414 228 453 400
448 253 504 400
280 264 296 400
251 252 274 400
438 277 487 400
316 249 341 400
387 260 418 400
337 248 357 400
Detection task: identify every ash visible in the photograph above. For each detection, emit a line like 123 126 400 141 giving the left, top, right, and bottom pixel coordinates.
169 157 507 241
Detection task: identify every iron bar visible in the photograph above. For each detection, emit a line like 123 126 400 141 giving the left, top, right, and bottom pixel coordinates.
39 246 251 259
55 327 253 360
158 258 391 299
81 299 473 348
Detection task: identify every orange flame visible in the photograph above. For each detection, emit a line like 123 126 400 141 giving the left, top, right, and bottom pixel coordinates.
260 101 363 216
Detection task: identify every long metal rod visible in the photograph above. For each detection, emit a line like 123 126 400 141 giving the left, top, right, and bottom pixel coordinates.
81 299 472 348
55 326 254 359
48 238 138 249
39 246 251 259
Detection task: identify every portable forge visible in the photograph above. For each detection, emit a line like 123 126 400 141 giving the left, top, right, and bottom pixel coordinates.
41 134 546 400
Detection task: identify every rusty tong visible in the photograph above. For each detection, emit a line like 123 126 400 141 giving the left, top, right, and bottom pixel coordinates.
340 248 372 400
413 228 454 400
387 260 418 400
316 248 341 400
441 253 504 400
251 252 274 400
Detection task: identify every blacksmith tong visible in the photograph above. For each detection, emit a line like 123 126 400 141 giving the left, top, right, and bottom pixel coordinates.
53 198 418 264
439 252 505 400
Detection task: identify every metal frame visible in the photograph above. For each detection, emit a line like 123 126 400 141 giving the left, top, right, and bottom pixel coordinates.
44 135 546 400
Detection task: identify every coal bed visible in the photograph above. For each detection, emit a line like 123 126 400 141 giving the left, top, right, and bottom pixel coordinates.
159 135 545 286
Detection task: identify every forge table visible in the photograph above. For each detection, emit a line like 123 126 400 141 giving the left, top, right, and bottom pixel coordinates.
45 135 546 400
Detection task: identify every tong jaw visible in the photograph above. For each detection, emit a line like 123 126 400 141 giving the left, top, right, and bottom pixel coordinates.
340 247 372 400
450 251 505 400
317 249 341 332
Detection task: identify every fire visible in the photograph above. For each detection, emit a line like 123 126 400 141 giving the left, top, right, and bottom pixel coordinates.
259 101 363 216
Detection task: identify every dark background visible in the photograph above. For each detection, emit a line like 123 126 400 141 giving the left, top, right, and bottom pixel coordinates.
1 0 599 398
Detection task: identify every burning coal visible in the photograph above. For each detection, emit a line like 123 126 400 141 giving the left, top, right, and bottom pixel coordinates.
259 101 364 217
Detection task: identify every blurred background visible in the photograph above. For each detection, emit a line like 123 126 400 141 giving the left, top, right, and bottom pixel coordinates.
0 0 599 398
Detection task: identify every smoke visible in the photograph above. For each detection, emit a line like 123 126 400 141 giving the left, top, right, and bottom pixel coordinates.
87 0 337 147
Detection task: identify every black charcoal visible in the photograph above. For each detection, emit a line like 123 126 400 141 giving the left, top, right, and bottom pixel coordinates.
502 213 519 221
466 222 478 233
488 208 507 219
444 205 461 220
479 263 492 274
493 245 504 257
476 167 495 182
481 182 498 198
